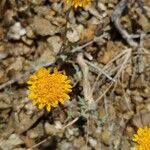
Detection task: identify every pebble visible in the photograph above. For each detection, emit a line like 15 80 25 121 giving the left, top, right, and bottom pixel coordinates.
0 70 6 84
44 122 59 135
7 57 24 71
88 137 97 148
47 36 62 54
133 95 143 103
21 36 33 46
7 22 26 40
59 141 75 150
27 130 38 139
31 16 59 36
101 130 109 145
73 137 85 148
55 121 63 129
80 145 92 150
26 26 35 39
66 25 84 43
0 51 8 60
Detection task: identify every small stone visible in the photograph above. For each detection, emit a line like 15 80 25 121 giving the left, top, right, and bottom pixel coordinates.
67 25 84 43
126 126 134 138
0 52 8 60
7 22 26 40
29 0 44 5
133 95 143 103
21 36 33 46
98 41 121 64
80 145 92 150
51 16 66 27
7 57 24 71
108 3 114 8
26 26 35 39
67 28 80 43
59 142 74 150
67 128 74 136
108 104 116 120
54 121 63 129
33 6 50 16
132 112 150 128
80 24 96 42
27 130 38 139
88 137 97 148
146 103 150 111
44 122 59 135
31 17 59 36
138 14 150 31
0 69 6 84
51 2 62 13
113 136 121 150
101 130 109 145
33 48 55 69
3 9 15 26
98 2 107 11
144 36 150 49
72 128 80 136
73 137 85 148
47 36 62 54
120 139 131 150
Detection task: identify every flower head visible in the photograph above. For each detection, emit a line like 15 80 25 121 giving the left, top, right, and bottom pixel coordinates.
133 127 150 150
64 0 92 8
27 67 72 111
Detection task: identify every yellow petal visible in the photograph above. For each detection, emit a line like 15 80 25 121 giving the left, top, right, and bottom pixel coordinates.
59 99 65 104
46 105 51 111
38 104 44 109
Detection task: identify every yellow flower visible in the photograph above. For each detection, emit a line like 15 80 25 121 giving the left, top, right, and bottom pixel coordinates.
64 0 92 8
27 67 72 111
133 127 150 150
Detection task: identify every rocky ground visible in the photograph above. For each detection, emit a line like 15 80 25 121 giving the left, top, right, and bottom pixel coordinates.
0 0 150 150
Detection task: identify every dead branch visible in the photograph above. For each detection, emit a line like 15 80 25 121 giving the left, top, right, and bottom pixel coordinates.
96 48 132 102
76 53 96 110
71 33 108 53
85 60 115 82
112 0 138 47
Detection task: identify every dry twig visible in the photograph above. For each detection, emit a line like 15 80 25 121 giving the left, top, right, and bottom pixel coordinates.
85 60 115 82
77 53 96 110
71 33 108 53
96 48 132 102
112 0 138 47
